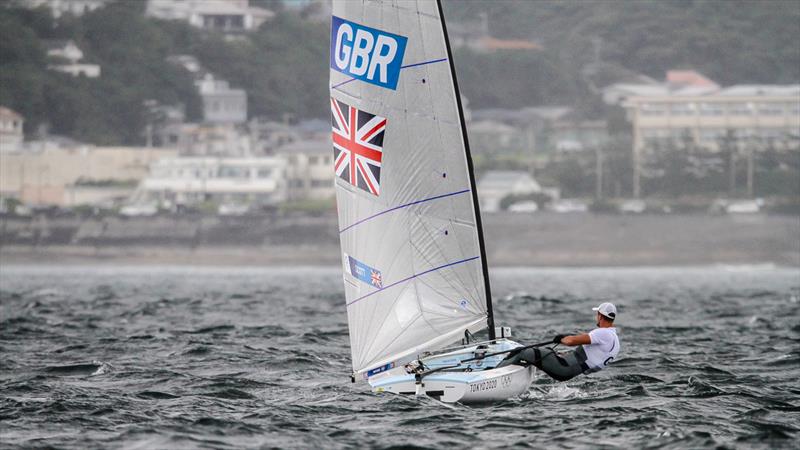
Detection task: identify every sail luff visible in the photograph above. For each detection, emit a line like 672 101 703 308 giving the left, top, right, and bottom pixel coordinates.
435 0 495 340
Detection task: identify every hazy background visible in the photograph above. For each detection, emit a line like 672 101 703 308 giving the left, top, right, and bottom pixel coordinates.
1 0 798 267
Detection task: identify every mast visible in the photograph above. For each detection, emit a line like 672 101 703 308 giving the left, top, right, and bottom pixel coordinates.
436 0 496 340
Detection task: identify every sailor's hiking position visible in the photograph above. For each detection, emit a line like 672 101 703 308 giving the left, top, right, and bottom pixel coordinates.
499 302 621 381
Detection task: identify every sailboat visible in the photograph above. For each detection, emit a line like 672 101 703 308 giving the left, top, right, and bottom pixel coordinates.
329 0 533 403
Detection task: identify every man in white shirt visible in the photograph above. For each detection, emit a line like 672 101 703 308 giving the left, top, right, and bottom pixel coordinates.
497 302 620 381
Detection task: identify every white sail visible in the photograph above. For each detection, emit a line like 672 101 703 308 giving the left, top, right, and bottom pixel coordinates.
330 0 493 376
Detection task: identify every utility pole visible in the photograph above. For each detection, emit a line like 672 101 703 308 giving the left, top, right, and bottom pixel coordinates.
746 145 754 198
631 103 641 199
595 146 604 199
728 149 737 197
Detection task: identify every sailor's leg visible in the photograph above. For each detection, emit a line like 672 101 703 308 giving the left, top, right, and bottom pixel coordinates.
534 348 585 382
495 348 539 368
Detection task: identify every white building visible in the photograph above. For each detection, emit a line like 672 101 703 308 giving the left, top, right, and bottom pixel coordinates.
17 0 110 18
0 145 178 206
0 107 24 153
137 157 287 206
195 74 247 124
157 122 251 157
603 70 800 198
275 137 334 200
45 39 83 62
477 170 542 212
44 40 101 78
145 0 274 33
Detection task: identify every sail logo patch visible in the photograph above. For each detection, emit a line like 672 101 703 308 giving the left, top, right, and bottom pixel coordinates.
331 98 385 196
330 15 407 90
344 253 383 289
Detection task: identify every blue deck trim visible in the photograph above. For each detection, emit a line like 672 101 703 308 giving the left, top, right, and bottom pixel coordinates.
346 255 480 307
339 189 470 233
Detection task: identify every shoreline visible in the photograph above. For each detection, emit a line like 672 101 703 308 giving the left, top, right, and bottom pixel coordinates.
1 212 798 267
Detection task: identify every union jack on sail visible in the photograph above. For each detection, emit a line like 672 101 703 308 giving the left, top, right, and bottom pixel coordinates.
331 98 386 196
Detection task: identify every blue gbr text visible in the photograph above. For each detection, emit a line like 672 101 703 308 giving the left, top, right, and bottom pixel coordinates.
330 16 407 90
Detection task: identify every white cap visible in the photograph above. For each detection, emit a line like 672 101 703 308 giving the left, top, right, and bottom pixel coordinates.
592 302 617 320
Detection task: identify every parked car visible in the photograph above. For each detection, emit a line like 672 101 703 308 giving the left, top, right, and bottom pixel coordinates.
508 201 539 213
218 203 250 216
549 199 589 213
119 203 158 217
619 199 646 214
726 199 762 214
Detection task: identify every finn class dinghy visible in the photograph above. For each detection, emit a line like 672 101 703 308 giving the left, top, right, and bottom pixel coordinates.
329 0 533 404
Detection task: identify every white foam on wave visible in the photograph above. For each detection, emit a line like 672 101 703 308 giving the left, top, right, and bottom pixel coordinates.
528 383 587 401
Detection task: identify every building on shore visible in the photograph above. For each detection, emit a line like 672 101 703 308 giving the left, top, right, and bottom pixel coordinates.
0 146 178 206
135 156 287 208
0 107 25 153
477 170 542 212
604 70 800 197
275 137 334 201
157 122 252 157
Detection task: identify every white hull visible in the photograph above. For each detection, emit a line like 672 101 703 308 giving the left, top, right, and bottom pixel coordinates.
365 339 534 404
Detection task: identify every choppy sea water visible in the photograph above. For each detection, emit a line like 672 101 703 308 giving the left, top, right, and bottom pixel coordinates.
1 265 798 449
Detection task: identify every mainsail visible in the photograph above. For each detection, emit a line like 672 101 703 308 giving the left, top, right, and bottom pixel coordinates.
330 0 494 376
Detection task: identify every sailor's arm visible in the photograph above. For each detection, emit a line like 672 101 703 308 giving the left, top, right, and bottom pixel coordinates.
559 334 591 346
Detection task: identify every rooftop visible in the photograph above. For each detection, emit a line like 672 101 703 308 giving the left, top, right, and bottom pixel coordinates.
0 106 24 120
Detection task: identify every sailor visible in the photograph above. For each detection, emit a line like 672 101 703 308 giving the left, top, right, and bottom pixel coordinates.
497 302 620 381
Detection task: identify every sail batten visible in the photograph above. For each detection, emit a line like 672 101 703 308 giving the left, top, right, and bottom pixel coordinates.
330 0 493 374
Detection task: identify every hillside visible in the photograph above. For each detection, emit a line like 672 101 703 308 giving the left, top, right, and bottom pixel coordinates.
1 0 798 146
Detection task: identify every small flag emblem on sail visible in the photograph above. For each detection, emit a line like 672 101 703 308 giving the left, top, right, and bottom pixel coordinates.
370 270 383 288
344 253 384 289
331 98 386 196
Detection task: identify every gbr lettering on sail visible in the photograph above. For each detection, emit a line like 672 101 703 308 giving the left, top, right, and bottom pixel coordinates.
330 16 408 90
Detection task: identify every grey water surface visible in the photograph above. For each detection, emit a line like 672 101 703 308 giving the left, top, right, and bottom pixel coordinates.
1 265 798 449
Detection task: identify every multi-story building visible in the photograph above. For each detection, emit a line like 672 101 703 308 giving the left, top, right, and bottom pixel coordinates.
275 137 334 201
625 85 799 152
0 146 178 206
145 0 274 33
157 122 251 157
0 107 24 153
136 157 287 207
195 74 247 124
605 71 800 197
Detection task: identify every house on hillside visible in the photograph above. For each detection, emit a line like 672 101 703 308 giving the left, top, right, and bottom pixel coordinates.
195 74 247 124
447 12 540 53
0 107 24 153
145 0 274 33
44 39 100 78
477 170 541 212
17 0 110 18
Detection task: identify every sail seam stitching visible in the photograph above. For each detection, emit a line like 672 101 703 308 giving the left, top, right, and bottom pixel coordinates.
345 255 480 307
338 188 470 233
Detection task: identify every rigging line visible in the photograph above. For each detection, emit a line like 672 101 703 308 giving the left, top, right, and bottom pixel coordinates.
346 255 481 308
330 57 449 91
339 189 470 233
